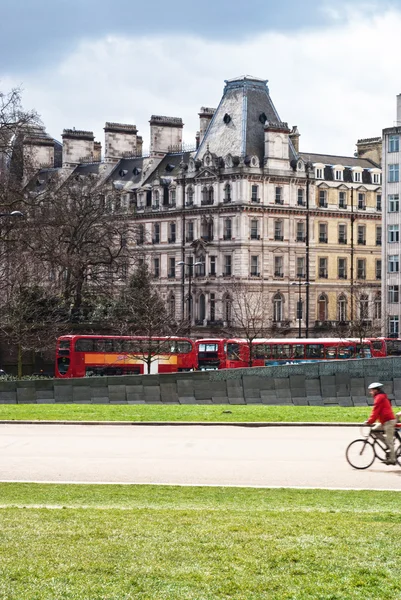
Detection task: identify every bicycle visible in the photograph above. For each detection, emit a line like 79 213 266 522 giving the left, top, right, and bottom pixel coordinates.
345 424 401 470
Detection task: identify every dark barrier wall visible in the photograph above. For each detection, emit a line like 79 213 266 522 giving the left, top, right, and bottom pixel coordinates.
1 357 401 405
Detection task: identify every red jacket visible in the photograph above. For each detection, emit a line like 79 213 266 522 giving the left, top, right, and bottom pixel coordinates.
367 392 395 425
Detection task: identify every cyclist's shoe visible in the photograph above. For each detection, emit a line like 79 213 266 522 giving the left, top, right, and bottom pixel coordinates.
385 459 396 465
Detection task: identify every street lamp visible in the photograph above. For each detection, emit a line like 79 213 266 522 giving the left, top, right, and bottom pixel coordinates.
291 280 309 338
305 161 313 338
177 260 203 334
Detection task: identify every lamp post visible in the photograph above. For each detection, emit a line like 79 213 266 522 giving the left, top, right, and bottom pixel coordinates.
304 161 313 338
291 280 309 338
177 260 202 335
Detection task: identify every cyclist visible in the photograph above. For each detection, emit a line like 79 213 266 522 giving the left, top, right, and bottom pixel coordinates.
364 382 396 465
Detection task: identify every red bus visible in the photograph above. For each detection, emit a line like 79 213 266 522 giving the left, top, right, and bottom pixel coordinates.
196 339 227 370
218 337 375 368
367 338 401 358
55 335 197 378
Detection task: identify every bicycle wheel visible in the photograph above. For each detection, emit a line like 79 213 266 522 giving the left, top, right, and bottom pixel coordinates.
346 439 375 470
373 439 388 462
396 446 401 467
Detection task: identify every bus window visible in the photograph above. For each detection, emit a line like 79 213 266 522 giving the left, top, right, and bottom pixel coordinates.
57 357 70 374
198 343 218 353
306 344 323 359
372 341 384 352
325 346 337 359
75 339 94 352
272 344 291 359
338 346 353 359
254 344 271 359
387 340 401 356
59 340 71 349
293 344 304 359
227 343 240 360
176 341 192 354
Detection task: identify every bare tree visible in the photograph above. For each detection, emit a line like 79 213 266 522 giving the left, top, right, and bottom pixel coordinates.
335 283 382 347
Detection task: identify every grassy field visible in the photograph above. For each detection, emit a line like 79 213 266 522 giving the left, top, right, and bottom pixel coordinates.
0 484 400 599
0 404 371 423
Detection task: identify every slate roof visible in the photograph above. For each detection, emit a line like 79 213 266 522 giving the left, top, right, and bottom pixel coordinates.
196 76 282 164
300 152 379 169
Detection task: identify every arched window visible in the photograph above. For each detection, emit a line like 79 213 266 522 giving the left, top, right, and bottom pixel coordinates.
224 183 231 202
170 188 176 206
359 294 369 320
273 293 283 322
208 186 214 204
374 294 382 320
338 294 347 323
187 187 194 205
168 294 176 318
199 294 206 322
153 190 159 207
318 294 328 321
202 186 208 204
223 294 232 324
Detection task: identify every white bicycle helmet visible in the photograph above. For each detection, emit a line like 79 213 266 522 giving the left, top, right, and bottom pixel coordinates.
368 382 383 390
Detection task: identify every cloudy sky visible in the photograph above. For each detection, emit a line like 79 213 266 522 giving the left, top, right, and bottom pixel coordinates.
1 0 401 156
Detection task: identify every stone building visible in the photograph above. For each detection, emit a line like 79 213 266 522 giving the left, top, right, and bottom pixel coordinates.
22 75 383 337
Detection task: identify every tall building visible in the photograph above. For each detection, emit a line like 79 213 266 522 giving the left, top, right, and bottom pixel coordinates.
23 75 383 337
382 95 401 336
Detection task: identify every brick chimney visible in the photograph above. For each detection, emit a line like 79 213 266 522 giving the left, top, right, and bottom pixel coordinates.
149 115 183 156
104 122 138 163
289 125 300 154
62 129 94 167
198 107 215 144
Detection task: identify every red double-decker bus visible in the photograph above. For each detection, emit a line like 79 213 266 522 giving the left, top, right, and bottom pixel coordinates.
55 335 197 378
204 337 375 369
367 338 401 358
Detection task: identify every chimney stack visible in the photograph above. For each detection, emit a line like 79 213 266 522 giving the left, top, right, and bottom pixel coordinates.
104 122 138 163
23 126 55 172
397 94 401 125
198 107 215 144
93 141 102 162
61 129 94 167
289 125 300 154
149 115 183 156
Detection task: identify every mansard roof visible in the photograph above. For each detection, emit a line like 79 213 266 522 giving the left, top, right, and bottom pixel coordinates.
300 152 380 169
195 76 282 164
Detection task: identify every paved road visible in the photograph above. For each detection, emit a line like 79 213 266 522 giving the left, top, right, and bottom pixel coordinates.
0 424 401 490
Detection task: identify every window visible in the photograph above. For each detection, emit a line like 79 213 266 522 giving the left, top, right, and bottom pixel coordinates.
187 187 194 206
274 255 283 277
152 223 160 244
359 295 369 320
168 257 176 278
153 257 160 278
376 226 382 246
319 222 328 243
376 259 382 280
296 221 305 242
224 183 231 203
224 295 232 323
153 190 160 208
376 194 382 210
223 218 232 240
250 219 259 240
210 293 216 321
137 224 144 245
197 255 206 277
251 185 259 203
338 295 347 322
389 135 400 153
170 189 176 206
389 164 399 183
315 168 323 179
339 191 347 209
335 169 343 181
202 218 213 241
389 255 399 273
357 225 366 245
389 194 399 212
273 293 283 322
297 257 305 278
318 294 328 321
338 258 347 279
297 188 305 206
275 187 283 204
296 299 303 320
338 223 347 244
357 258 366 279
358 193 366 210
224 255 232 276
372 173 381 185
208 187 214 204
389 224 400 243
389 316 399 336
186 221 194 242
388 285 399 303
318 190 327 208
374 295 382 320
209 256 216 276
168 222 176 243
354 171 362 183
250 255 260 276
198 294 206 322
274 220 283 241
319 257 328 278
169 294 176 318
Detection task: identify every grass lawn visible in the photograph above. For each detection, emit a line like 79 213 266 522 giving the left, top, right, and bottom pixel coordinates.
0 404 370 423
0 484 400 599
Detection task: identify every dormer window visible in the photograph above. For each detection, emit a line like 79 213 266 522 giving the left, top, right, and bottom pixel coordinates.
335 170 342 181
315 168 324 179
372 172 381 184
353 170 362 183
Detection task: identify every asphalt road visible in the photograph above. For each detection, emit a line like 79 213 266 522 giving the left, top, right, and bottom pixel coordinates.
0 424 401 490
